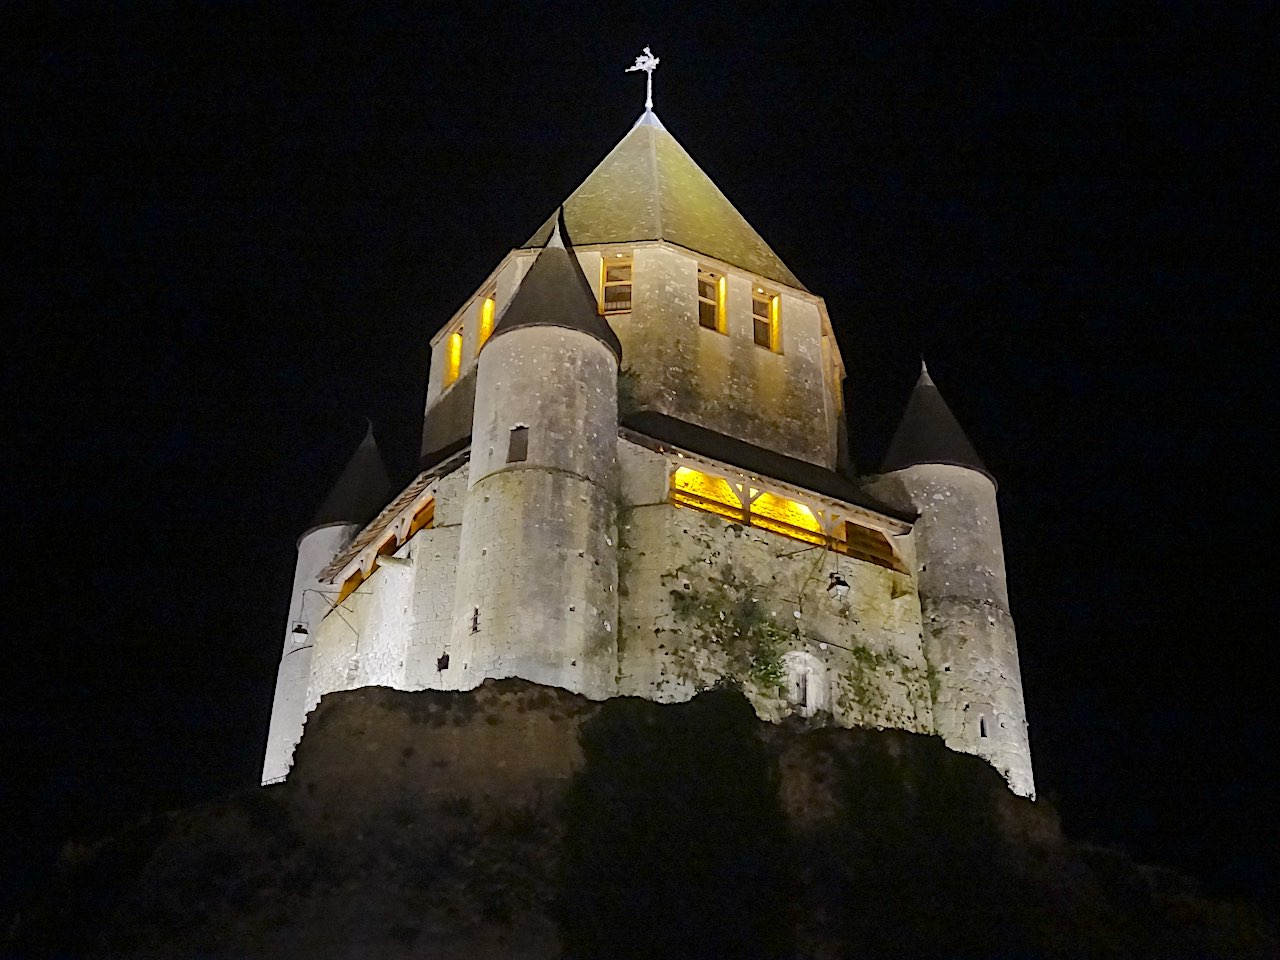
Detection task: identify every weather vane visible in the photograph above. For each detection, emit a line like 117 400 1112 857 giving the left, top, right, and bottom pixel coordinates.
626 46 660 111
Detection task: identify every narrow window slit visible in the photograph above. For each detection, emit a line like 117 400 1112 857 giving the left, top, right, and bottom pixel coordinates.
507 426 528 463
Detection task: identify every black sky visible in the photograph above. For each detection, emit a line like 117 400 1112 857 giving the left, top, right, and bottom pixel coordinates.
5 1 1274 917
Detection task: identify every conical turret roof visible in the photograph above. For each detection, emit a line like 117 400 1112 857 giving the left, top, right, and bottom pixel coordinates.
491 212 623 359
526 110 804 291
308 424 393 530
880 363 992 481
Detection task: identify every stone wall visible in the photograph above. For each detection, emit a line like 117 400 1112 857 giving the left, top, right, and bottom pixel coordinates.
295 445 1035 796
865 465 1035 796
420 241 844 469
620 245 837 467
448 326 620 698
615 441 932 732
262 521 359 784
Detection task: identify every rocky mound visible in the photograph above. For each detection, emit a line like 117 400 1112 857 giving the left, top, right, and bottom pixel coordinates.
9 681 1273 958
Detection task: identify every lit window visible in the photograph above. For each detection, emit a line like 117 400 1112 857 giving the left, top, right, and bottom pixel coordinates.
666 464 907 572
478 291 496 346
751 492 824 546
443 329 463 386
752 287 780 351
670 467 742 521
837 522 908 573
601 254 632 314
697 267 726 333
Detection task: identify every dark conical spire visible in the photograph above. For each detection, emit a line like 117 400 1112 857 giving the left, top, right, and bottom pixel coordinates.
308 422 393 530
490 210 622 359
880 361 992 480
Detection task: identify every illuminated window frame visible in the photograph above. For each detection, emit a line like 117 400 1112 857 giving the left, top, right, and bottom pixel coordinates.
751 286 781 352
442 326 464 386
477 290 497 347
601 253 633 314
668 464 905 571
697 267 727 333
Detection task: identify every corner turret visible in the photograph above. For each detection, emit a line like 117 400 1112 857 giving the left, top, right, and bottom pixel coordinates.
262 425 391 784
864 364 1035 796
445 215 621 696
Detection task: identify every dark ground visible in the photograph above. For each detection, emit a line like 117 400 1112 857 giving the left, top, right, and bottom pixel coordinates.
11 682 1276 958
4 0 1275 923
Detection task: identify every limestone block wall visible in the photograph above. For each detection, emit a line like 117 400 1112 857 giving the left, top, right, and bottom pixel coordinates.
304 551 411 706
865 465 1035 797
614 440 932 732
304 470 467 722
262 521 359 784
421 253 535 460
621 244 837 468
404 525 461 690
286 442 1032 797
448 326 619 698
422 241 844 468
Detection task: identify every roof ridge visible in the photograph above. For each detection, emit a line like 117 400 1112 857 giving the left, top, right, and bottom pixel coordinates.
646 120 663 238
521 115 804 290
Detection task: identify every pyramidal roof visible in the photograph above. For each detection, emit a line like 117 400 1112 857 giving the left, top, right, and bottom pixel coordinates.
309 424 393 530
492 212 623 359
880 363 992 481
526 110 804 291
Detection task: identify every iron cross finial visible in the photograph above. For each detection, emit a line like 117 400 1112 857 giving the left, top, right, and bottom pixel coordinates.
626 46 660 111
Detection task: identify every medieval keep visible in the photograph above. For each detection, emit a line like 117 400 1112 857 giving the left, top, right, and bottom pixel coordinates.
262 102 1036 799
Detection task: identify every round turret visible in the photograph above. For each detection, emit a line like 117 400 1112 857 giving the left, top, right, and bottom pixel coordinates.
262 427 391 784
865 365 1034 797
446 218 621 697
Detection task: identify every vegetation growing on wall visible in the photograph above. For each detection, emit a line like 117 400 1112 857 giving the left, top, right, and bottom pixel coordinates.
664 562 793 694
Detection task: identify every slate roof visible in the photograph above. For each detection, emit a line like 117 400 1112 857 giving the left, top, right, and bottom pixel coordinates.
880 363 992 482
491 212 622 359
308 424 393 530
320 446 470 582
525 110 804 291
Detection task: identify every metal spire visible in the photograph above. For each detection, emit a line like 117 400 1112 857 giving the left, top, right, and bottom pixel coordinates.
626 46 660 111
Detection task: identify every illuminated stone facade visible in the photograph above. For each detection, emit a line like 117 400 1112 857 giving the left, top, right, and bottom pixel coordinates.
265 109 1036 798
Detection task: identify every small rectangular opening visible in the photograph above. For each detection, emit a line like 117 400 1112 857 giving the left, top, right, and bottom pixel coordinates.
507 426 529 462
601 255 632 314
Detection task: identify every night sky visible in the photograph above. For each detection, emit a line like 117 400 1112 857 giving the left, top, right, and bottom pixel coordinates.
6 2 1273 918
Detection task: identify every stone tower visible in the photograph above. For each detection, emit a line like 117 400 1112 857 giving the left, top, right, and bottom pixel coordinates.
262 426 390 784
445 216 622 698
263 102 1036 798
865 364 1034 796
